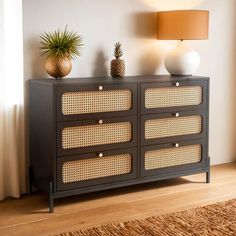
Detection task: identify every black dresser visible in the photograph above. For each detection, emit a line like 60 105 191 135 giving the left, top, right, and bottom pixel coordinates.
29 75 210 212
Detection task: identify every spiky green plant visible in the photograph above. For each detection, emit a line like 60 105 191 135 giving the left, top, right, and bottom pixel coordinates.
113 42 123 59
40 26 83 59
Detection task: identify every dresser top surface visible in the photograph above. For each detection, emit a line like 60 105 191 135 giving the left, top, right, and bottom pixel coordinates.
29 75 209 86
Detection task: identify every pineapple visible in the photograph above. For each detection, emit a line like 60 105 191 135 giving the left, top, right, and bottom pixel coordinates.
110 42 125 78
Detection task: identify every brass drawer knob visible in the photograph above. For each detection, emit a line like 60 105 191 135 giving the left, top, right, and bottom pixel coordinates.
175 82 180 87
175 143 179 148
98 119 103 124
98 153 103 158
175 113 180 117
98 85 103 91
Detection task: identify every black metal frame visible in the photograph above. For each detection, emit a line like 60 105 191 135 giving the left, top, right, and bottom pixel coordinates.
29 75 210 213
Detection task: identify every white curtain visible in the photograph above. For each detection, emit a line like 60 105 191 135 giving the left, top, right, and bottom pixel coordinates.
0 0 26 200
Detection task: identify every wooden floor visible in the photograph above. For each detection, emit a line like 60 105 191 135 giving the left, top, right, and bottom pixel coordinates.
1 163 236 236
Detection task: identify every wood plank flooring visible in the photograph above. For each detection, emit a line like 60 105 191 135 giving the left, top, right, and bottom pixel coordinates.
0 163 236 236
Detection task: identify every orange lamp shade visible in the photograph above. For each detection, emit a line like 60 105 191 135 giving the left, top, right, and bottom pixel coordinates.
157 10 209 40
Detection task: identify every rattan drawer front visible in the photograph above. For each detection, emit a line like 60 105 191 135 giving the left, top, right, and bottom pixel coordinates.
145 115 202 140
62 122 132 150
56 148 138 191
62 90 132 115
62 154 132 184
145 86 202 109
145 145 201 170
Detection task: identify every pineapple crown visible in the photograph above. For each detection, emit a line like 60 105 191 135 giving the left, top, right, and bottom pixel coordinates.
113 42 123 59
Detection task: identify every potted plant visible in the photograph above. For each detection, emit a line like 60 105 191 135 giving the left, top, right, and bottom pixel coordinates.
40 26 83 79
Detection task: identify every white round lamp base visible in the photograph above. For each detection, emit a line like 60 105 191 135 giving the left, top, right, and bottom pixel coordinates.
165 41 200 76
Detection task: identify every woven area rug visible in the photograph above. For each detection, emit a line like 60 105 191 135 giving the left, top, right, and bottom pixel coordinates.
56 199 236 236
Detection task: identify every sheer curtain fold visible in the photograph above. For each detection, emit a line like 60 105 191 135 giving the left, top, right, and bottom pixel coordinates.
0 0 26 200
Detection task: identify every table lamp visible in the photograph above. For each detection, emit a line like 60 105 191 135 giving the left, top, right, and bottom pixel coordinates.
157 10 209 75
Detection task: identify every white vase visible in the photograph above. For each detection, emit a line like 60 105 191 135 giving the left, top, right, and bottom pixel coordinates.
165 40 200 76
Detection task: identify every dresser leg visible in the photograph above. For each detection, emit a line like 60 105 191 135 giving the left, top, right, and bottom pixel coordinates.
206 171 210 183
206 156 210 183
49 181 54 213
28 166 33 194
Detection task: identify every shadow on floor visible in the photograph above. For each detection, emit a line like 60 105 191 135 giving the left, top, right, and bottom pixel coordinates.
31 177 200 213
1 177 206 215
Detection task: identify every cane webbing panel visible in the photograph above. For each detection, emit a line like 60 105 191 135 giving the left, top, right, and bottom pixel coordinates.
62 90 132 115
62 154 132 183
145 115 202 139
145 86 202 109
62 122 132 149
145 145 201 170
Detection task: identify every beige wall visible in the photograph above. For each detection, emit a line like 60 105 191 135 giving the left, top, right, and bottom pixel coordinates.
23 0 236 165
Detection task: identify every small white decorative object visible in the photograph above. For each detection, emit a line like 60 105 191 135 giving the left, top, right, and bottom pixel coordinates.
165 41 200 75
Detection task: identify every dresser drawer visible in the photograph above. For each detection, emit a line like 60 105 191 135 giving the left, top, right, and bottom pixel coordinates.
141 140 207 177
57 83 137 121
141 110 206 145
141 80 207 114
57 116 137 156
57 148 137 191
